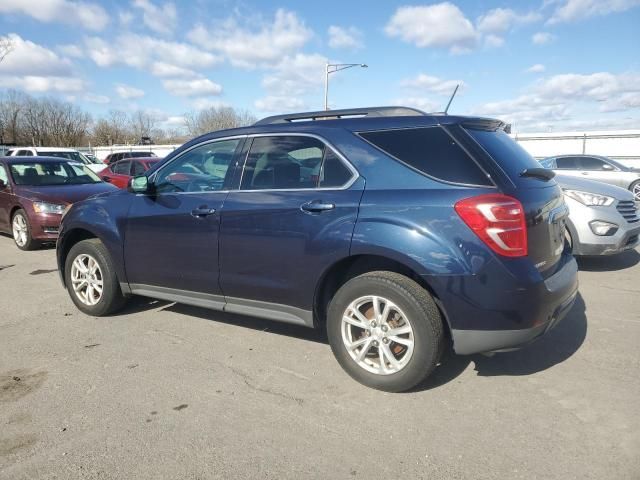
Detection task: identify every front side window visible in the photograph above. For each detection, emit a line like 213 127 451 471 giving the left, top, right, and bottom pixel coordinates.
241 136 353 190
555 157 579 169
0 165 8 185
9 161 101 185
131 161 146 176
113 161 131 175
362 127 491 186
580 156 608 170
154 139 241 193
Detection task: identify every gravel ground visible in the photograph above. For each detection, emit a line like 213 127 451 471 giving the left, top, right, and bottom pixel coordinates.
0 235 639 479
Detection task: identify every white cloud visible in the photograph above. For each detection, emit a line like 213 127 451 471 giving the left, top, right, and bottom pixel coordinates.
532 32 556 44
187 9 312 69
400 73 465 96
385 3 477 54
119 10 134 26
162 78 222 97
254 95 306 113
600 92 640 112
0 34 84 94
191 98 231 110
84 93 110 104
115 84 145 99
56 44 84 58
535 72 640 102
0 34 72 76
484 34 505 48
328 25 364 50
261 53 327 97
393 97 440 112
526 64 546 73
0 0 109 31
150 62 197 78
477 8 541 33
133 0 177 34
0 76 85 93
85 34 222 71
548 0 640 24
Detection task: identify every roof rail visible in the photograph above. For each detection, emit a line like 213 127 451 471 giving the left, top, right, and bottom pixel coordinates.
254 106 427 126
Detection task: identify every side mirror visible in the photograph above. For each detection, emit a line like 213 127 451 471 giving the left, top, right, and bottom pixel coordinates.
129 175 150 193
0 179 6 190
602 163 614 171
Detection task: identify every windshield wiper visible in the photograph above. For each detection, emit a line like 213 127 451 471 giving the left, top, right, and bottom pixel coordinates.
520 168 555 181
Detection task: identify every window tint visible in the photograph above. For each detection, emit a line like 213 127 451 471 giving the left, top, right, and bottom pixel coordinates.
113 161 131 175
18 150 31 156
319 149 352 187
555 157 579 169
241 136 352 190
131 161 146 176
9 161 101 185
155 139 240 193
580 156 608 170
539 158 555 169
362 127 490 186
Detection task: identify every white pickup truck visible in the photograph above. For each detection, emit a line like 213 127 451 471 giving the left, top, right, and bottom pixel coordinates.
5 147 104 173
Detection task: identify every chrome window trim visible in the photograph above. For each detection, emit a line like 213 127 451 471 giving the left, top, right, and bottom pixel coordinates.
237 132 360 192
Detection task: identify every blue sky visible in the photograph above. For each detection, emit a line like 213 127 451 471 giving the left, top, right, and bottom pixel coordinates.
0 0 639 132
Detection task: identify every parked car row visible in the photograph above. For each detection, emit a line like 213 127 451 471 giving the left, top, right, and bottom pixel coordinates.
1 108 637 392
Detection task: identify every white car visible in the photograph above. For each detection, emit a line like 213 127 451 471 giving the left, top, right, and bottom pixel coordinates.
5 147 105 173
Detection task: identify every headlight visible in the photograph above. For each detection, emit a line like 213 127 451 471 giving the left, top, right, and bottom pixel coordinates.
563 189 614 206
33 202 66 214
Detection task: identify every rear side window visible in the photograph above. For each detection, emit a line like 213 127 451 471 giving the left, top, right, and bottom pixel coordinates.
360 127 491 186
556 157 579 169
465 128 542 181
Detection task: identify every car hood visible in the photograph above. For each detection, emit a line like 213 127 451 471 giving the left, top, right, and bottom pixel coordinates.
555 174 635 200
16 182 119 205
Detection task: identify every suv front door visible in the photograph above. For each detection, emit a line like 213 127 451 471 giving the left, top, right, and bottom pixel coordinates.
124 138 243 300
219 134 363 325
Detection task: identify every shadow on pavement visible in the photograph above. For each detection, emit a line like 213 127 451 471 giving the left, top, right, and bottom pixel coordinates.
124 292 587 391
577 249 639 272
414 293 588 391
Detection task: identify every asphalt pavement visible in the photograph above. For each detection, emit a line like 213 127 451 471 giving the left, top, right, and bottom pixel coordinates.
0 235 639 479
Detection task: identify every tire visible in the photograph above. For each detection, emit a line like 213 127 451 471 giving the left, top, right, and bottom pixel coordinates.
327 271 444 392
12 209 40 251
64 239 126 316
630 180 640 201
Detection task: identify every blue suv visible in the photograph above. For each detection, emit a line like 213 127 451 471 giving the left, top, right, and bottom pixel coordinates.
57 107 578 392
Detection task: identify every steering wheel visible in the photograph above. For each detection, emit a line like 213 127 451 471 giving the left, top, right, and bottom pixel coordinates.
187 178 218 192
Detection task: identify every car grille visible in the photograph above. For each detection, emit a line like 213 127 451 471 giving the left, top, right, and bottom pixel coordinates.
616 200 639 223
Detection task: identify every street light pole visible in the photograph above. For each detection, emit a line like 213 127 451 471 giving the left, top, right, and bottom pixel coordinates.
324 62 368 110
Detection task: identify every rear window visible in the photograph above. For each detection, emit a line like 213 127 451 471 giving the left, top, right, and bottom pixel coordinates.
465 128 541 180
359 127 491 186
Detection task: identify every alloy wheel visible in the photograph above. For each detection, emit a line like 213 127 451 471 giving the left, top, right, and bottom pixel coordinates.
70 254 104 306
341 295 414 375
12 214 28 247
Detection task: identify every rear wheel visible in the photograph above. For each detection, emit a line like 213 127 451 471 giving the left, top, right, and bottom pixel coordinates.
12 209 39 251
327 271 444 392
65 239 126 316
630 180 640 201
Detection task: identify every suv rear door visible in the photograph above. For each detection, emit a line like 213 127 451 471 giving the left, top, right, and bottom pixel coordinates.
218 134 362 323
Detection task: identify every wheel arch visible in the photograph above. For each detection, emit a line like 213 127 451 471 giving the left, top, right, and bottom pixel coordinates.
313 253 452 338
57 227 100 287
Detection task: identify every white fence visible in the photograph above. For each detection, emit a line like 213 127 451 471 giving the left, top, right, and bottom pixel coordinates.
512 130 640 168
87 144 181 161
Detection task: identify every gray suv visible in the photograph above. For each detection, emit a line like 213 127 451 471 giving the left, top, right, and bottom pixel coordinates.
540 155 640 200
556 174 640 256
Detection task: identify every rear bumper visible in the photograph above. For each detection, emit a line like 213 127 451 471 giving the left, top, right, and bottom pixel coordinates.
451 288 577 354
428 253 579 355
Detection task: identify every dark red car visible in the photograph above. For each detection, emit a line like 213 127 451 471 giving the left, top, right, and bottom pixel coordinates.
103 151 157 165
98 158 161 189
0 157 117 250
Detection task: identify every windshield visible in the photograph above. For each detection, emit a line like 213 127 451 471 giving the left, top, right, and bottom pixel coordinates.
9 161 102 186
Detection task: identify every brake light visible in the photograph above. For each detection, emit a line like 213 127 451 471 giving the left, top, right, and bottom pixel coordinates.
454 194 527 257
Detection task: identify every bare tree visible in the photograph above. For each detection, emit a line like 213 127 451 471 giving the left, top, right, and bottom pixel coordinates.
0 35 14 64
184 106 256 137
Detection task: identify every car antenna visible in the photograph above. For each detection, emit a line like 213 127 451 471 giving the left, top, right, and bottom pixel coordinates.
444 84 459 115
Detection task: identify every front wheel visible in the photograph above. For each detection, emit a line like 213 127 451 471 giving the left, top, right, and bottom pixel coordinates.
327 271 444 392
630 180 640 201
65 239 126 316
12 209 39 251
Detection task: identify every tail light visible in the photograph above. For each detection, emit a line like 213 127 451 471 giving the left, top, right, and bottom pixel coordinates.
454 194 527 257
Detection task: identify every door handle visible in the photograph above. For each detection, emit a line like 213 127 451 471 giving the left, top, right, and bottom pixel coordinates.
191 206 217 217
301 201 335 213
581 172 589 175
